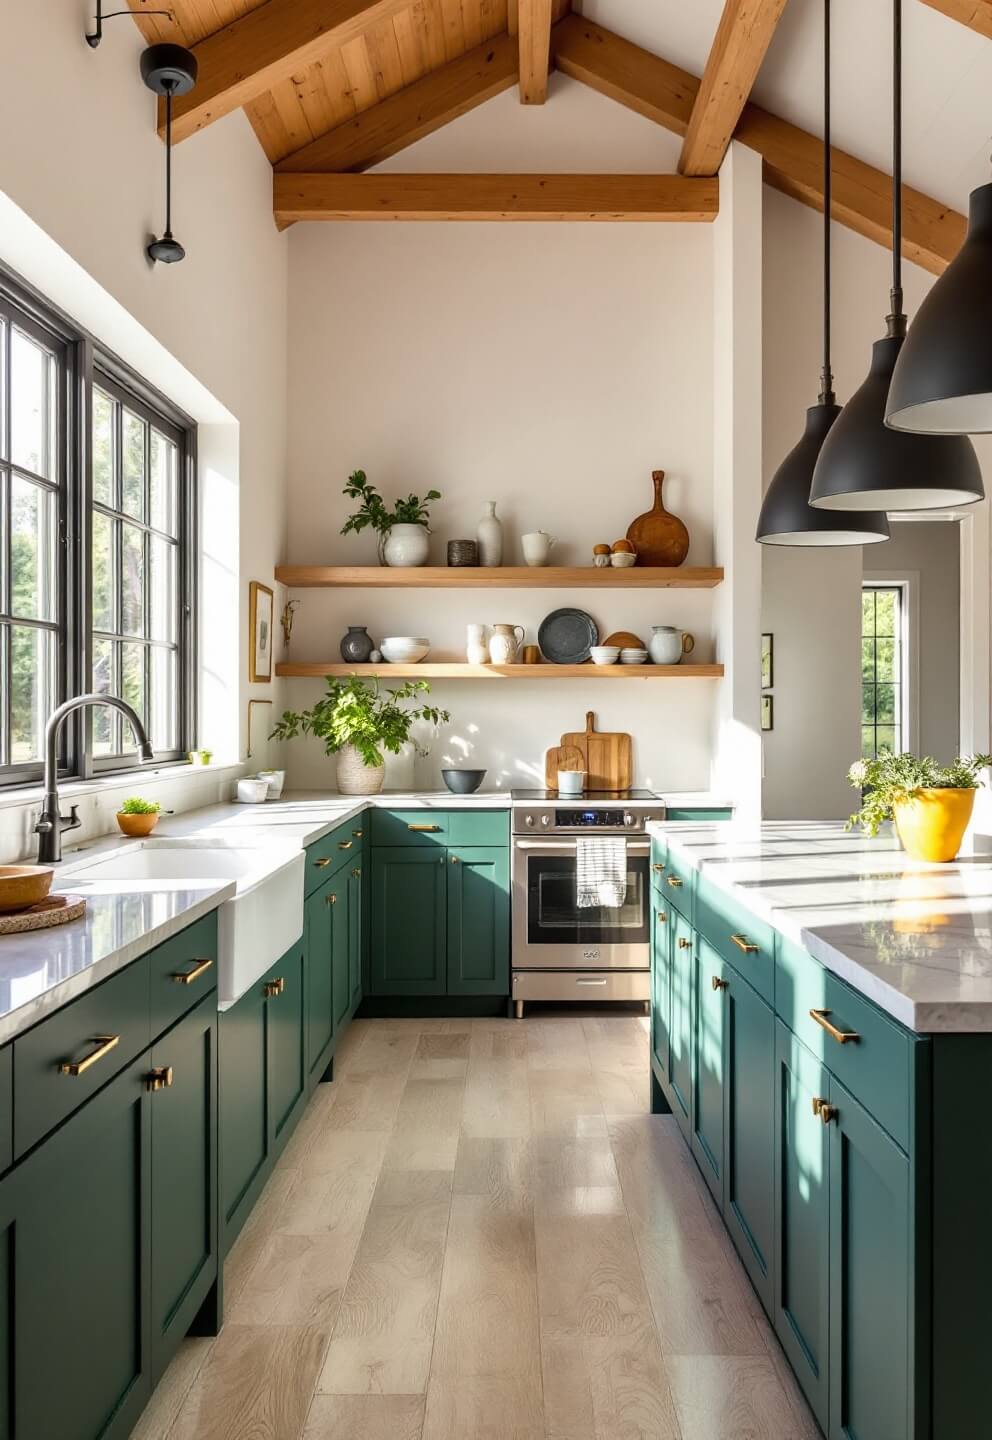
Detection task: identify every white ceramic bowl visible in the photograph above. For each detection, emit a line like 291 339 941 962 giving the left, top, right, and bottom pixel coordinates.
381 637 430 664
610 551 637 568
621 649 649 664
590 647 620 665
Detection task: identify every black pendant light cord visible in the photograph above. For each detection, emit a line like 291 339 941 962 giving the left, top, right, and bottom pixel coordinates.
819 0 836 405
887 0 907 338
164 88 174 240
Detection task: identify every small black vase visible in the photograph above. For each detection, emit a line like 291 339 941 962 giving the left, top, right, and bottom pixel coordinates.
340 625 374 663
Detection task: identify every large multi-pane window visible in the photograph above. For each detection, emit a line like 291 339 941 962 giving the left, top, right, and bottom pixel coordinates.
0 273 194 786
861 583 906 758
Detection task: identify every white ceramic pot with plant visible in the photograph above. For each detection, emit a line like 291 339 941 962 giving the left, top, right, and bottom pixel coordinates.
340 469 440 567
270 676 450 797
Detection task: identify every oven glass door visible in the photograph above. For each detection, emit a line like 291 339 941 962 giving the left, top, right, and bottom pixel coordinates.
514 841 650 969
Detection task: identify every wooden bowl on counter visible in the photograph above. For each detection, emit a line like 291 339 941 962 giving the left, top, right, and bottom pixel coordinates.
0 865 55 914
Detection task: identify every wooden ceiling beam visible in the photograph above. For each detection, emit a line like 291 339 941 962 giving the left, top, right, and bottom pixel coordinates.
679 0 790 176
164 0 413 144
553 15 964 274
276 34 519 173
518 0 554 103
919 0 992 40
272 172 719 226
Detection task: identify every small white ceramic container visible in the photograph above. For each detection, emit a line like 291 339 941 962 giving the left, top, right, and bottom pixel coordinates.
590 647 621 665
521 530 556 566
381 637 430 663
257 769 285 798
610 551 637 568
383 524 429 567
466 623 489 664
557 770 586 796
621 648 649 665
237 777 269 804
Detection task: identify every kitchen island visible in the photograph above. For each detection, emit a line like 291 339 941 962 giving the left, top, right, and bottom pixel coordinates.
648 819 992 1440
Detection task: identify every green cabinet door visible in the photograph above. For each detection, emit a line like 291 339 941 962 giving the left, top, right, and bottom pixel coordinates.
446 846 509 995
268 945 307 1148
150 994 218 1381
691 937 726 1205
348 862 363 1015
12 1052 152 1440
304 881 336 1080
332 873 351 1034
370 848 446 995
774 1020 831 1432
828 1077 911 1440
219 973 270 1250
723 970 775 1314
668 910 694 1137
651 896 671 1079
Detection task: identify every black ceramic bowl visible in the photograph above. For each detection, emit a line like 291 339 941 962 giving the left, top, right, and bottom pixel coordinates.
442 768 486 795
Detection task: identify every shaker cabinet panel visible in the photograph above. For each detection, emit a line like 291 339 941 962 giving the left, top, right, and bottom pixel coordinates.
304 881 336 1080
446 846 509 995
651 895 671 1079
668 910 694 1137
348 863 363 1015
723 970 776 1313
691 938 725 1206
219 977 269 1247
268 946 307 1145
370 849 446 995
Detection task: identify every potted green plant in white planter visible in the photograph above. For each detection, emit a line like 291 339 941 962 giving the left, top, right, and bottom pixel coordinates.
270 676 450 795
340 470 441 566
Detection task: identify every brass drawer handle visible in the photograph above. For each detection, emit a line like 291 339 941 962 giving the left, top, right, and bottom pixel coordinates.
145 1066 174 1092
678 937 692 949
812 1096 837 1124
408 823 442 832
172 957 213 986
451 855 460 864
314 858 331 869
666 876 683 889
58 1034 120 1077
352 867 361 878
264 978 285 998
712 975 729 991
731 934 759 954
352 829 364 838
656 910 667 924
652 863 665 874
809 1008 860 1045
338 840 353 850
326 893 338 906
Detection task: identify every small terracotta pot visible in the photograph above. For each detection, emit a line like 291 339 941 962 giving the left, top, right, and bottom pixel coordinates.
117 812 160 838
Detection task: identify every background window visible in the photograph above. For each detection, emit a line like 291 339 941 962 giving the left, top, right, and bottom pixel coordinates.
862 584 906 758
0 303 63 773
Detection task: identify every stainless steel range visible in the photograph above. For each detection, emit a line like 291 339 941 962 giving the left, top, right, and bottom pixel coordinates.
510 790 666 1017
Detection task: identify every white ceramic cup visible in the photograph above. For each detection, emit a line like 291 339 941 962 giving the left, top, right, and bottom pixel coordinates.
557 770 586 797
522 530 556 566
237 777 269 804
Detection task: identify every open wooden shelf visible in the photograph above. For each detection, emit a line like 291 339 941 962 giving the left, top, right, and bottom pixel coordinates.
274 565 724 589
276 662 724 680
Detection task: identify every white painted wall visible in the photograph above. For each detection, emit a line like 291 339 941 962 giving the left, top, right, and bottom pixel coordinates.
282 78 723 793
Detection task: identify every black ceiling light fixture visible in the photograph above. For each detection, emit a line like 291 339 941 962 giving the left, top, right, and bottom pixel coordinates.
756 0 889 547
141 43 198 264
86 0 173 49
809 0 982 510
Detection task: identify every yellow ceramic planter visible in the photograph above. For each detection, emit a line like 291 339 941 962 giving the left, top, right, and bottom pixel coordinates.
892 788 975 863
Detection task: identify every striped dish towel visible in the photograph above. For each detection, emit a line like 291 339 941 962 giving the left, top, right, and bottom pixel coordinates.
576 836 627 909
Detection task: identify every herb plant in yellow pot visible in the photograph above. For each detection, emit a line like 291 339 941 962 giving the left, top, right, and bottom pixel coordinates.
847 751 991 863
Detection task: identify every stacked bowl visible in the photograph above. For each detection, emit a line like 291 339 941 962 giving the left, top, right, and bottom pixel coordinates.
590 646 621 666
381 637 430 664
621 647 649 665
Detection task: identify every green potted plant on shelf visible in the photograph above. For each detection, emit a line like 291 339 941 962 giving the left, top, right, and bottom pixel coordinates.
116 796 162 838
340 469 441 567
270 676 450 795
846 749 991 862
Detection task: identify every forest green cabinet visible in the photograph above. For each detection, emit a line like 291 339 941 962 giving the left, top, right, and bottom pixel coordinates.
651 894 670 1079
722 969 775 1312
348 862 363 1014
690 938 725 1205
371 848 447 995
446 846 509 995
668 909 693 1135
304 879 335 1079
268 945 307 1142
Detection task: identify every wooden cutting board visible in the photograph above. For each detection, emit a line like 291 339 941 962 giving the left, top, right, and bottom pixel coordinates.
544 744 585 790
559 712 632 792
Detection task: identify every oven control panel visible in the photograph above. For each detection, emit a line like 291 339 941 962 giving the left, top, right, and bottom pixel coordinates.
515 805 666 834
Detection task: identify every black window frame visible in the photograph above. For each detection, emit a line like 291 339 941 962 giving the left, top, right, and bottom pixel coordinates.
0 264 197 790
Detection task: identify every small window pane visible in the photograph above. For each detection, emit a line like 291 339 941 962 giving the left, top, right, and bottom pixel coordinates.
11 328 55 479
121 523 145 636
861 591 875 630
862 726 876 758
874 590 896 636
10 475 55 621
9 625 54 763
92 511 115 632
876 724 897 752
150 648 177 751
122 410 146 521
121 643 146 733
150 430 177 536
861 639 874 685
875 637 896 682
876 684 896 722
861 687 875 723
149 536 176 643
93 388 115 507
92 638 118 755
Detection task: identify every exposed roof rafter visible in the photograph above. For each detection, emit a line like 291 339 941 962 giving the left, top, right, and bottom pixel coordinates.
518 0 554 103
919 0 992 40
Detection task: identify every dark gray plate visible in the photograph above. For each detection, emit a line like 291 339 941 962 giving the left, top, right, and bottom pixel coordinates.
538 608 599 665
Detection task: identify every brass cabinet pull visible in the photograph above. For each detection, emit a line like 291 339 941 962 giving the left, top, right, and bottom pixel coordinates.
58 1034 120 1077
338 840 353 851
809 1008 860 1045
812 1096 837 1123
656 910 667 924
666 876 683 888
314 858 331 869
711 975 729 991
352 867 362 878
652 863 665 874
264 978 285 998
172 957 213 986
451 855 460 864
326 893 338 906
145 1066 174 1092
731 934 759 954
352 829 364 838
678 937 692 950
408 823 442 832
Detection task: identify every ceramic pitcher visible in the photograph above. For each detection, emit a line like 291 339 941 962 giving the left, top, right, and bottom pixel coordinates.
489 624 525 664
649 626 695 665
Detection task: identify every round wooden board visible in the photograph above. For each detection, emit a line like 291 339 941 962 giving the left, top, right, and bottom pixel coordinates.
601 631 646 651
0 894 87 936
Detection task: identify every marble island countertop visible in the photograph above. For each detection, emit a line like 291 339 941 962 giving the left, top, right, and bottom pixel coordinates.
650 819 992 1033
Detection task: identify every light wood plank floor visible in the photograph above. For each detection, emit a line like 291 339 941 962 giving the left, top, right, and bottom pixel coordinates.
132 1013 819 1440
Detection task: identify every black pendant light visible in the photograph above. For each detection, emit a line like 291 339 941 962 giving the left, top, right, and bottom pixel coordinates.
810 0 982 509
141 44 198 264
756 0 889 547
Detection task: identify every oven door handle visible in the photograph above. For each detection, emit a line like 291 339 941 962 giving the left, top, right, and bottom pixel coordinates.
513 840 651 853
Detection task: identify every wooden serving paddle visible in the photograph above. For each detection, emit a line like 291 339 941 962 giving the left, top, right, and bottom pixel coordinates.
544 744 585 790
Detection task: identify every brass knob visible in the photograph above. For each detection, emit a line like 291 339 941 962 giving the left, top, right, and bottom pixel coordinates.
667 876 683 888
352 829 364 838
652 863 665 874
819 1103 838 1125
264 978 285 998
711 976 729 991
451 855 460 864
326 893 337 906
145 1066 174 1092
352 867 361 878
656 910 667 923
678 937 692 949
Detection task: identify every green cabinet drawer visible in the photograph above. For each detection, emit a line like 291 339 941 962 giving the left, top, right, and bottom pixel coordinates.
0 1048 11 1175
659 848 693 922
777 937 911 1151
447 810 508 847
650 838 667 896
305 819 363 894
148 912 218 1039
665 807 733 822
14 957 151 1159
370 809 448 847
695 877 774 1005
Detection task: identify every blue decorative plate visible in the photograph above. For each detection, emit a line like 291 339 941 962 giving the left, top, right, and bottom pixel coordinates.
538 608 599 665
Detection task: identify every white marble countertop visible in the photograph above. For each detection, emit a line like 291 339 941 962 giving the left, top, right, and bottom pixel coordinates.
650 819 992 1033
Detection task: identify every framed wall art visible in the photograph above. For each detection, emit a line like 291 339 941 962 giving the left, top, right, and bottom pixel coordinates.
761 633 774 689
761 694 774 732
249 581 274 683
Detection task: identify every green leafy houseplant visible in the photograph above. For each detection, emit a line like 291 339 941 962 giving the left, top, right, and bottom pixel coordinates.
340 470 441 562
118 797 162 816
847 750 991 836
271 677 450 795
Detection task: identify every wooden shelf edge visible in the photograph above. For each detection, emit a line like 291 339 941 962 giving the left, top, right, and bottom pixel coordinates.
273 565 724 589
276 662 725 679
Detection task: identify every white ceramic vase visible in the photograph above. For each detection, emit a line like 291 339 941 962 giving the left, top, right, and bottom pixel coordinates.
466 623 489 664
382 523 430 567
489 624 524 664
477 502 503 567
336 743 386 795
